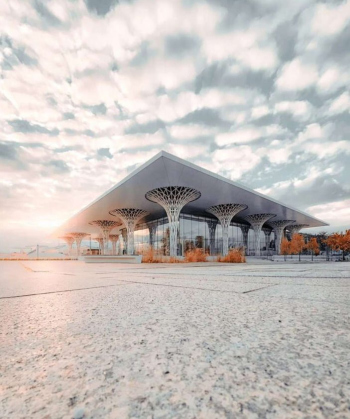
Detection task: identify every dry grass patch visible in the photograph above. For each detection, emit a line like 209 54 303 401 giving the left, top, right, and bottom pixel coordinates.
141 247 164 263
184 248 208 262
217 247 246 263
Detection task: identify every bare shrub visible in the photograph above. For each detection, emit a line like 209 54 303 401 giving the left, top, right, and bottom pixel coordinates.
185 248 208 262
217 247 246 263
141 246 183 263
141 246 163 263
168 256 183 263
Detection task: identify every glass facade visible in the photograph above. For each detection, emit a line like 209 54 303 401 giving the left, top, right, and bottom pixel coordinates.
120 213 275 256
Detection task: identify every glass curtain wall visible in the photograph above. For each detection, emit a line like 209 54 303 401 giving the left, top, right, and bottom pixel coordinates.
130 214 275 256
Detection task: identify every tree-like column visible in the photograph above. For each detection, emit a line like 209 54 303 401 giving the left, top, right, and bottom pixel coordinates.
89 220 122 255
240 225 250 255
59 235 75 257
288 224 309 237
244 214 276 257
109 209 149 255
147 222 157 247
268 220 295 254
206 204 248 256
206 219 217 255
121 229 127 254
146 186 201 257
69 232 88 258
109 234 120 255
94 237 104 255
262 228 273 252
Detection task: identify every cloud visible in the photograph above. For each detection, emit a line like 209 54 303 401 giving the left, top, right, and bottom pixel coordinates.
97 148 113 159
32 0 63 27
125 119 165 135
203 29 278 71
176 108 230 128
328 92 350 115
194 62 275 95
84 0 120 16
0 141 18 161
43 159 70 174
274 101 313 121
275 59 318 91
168 124 217 140
256 165 350 210
213 145 261 180
164 34 201 57
307 199 350 227
215 125 285 146
83 103 107 115
317 67 350 94
311 1 350 37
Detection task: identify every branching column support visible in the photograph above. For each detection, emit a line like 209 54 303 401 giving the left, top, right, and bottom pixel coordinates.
121 229 127 254
268 220 295 254
262 228 273 252
288 224 309 238
69 232 88 258
59 235 75 257
206 220 217 255
147 223 157 247
207 204 248 256
146 186 201 257
95 237 104 255
239 225 250 255
244 214 276 257
89 220 122 255
109 234 120 256
109 209 149 255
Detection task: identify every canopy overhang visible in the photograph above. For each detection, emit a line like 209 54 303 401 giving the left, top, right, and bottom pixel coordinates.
56 151 328 235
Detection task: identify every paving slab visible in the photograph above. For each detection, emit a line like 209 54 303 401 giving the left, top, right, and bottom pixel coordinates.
0 261 349 418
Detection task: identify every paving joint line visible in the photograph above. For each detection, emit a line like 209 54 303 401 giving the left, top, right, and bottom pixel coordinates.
242 284 279 294
108 278 271 295
0 283 127 300
98 271 350 280
99 275 350 287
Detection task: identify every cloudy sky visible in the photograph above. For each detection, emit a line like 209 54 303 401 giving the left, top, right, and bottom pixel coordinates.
1 0 350 252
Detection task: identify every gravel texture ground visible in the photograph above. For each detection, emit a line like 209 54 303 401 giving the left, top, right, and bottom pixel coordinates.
0 260 349 418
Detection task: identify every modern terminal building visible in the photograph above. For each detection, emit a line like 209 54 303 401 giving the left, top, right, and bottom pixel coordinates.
57 151 328 259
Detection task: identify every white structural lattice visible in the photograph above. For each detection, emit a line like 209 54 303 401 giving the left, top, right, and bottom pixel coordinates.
94 237 104 254
89 220 122 255
262 228 273 252
207 204 248 256
244 214 276 257
59 235 75 257
288 224 309 237
121 229 127 253
239 225 250 255
206 219 217 255
146 186 201 256
268 220 295 254
68 232 88 257
147 222 158 247
109 209 149 255
109 234 120 255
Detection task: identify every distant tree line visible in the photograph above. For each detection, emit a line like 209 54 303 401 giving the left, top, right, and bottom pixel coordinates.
280 230 350 261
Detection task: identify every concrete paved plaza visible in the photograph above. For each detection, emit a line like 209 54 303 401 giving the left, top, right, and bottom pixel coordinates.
0 261 349 418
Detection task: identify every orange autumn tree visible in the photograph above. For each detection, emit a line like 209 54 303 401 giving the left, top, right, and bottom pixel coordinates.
290 234 306 262
344 230 350 253
280 237 290 261
307 237 319 261
325 230 350 261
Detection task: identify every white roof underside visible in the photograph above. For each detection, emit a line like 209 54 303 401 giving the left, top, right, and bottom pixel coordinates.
57 151 328 235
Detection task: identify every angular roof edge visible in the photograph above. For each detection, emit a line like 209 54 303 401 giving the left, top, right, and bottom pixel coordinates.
58 150 329 229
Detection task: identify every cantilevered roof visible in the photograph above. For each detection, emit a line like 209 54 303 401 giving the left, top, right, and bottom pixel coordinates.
56 151 328 235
